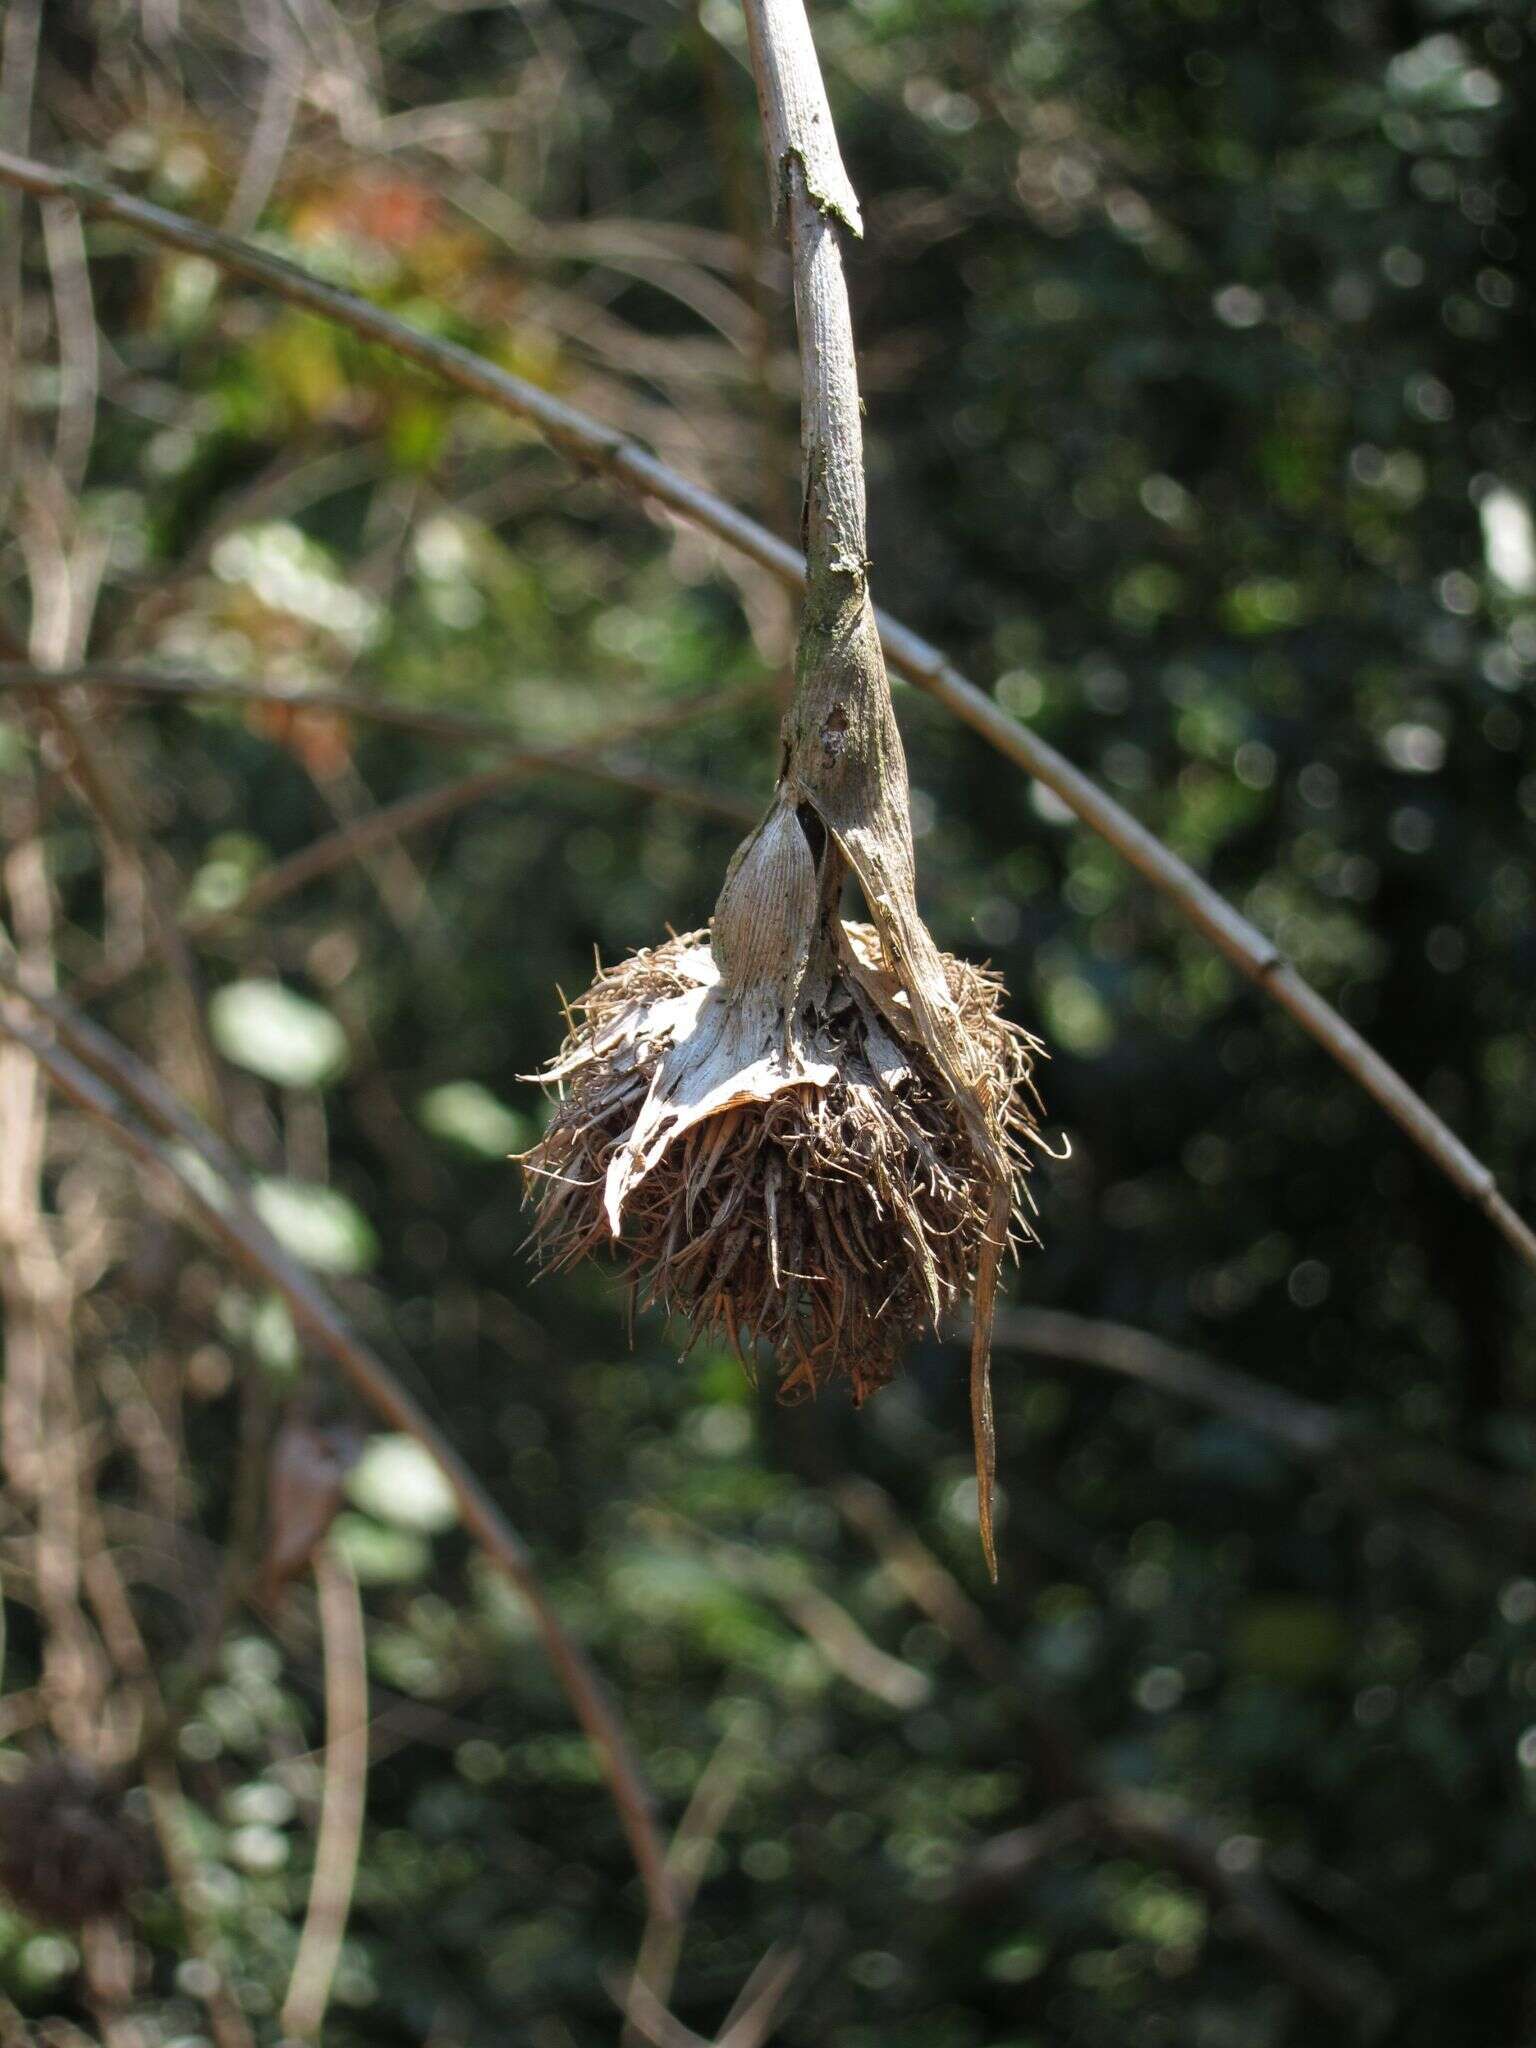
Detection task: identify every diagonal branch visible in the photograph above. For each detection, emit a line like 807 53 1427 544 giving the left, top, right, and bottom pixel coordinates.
0 966 676 1926
0 148 1526 1272
10 670 761 1002
985 1306 1536 1544
990 1306 1344 1461
192 752 754 925
0 662 765 755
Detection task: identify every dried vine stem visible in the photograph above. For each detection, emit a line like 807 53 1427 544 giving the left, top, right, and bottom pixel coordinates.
0 151 1523 1271
280 1544 369 2043
737 0 1017 1565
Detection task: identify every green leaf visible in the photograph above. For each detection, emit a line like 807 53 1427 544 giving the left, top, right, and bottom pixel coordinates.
209 980 349 1089
251 1178 378 1274
251 1292 302 1379
418 1081 528 1159
347 1435 458 1534
330 1511 431 1586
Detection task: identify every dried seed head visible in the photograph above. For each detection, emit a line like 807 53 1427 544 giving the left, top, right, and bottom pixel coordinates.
522 918 1042 1403
0 1758 152 1927
526 545 1050 1576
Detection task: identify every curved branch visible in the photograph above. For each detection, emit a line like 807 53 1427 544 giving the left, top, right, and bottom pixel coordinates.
0 969 676 1926
990 1306 1344 1461
281 1544 369 2043
0 149 1527 1271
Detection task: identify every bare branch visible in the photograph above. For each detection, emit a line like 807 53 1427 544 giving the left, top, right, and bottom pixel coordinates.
31 674 762 1002
201 752 752 913
0 0 40 529
1092 1790 1390 2035
0 147 1525 1268
985 1305 1536 1545
40 198 99 500
742 0 861 236
143 1758 258 2048
0 806 106 1758
830 1476 1015 1692
0 662 763 754
7 501 228 1119
646 1513 930 1709
624 1711 757 2048
715 1942 804 2048
990 1306 1344 1461
222 0 305 236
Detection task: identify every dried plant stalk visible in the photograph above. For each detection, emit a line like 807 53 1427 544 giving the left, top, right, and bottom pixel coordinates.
524 0 1048 1574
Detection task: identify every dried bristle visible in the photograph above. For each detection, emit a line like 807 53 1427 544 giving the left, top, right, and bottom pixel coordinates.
0 1758 151 1927
523 924 1041 1403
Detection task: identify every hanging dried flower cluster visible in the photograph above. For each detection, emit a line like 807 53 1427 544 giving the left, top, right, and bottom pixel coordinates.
523 590 1049 1571
522 0 1050 1572
526 913 1040 1408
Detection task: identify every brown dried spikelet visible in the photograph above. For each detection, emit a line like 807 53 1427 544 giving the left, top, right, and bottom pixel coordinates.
522 916 1043 1405
0 1758 152 1927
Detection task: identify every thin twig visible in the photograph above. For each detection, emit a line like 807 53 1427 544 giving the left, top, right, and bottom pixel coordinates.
223 0 305 236
36 675 761 1000
8 491 227 1121
0 807 105 1758
0 0 40 531
624 1710 757 2048
0 662 762 755
143 1757 258 2048
715 1942 803 2048
984 1306 1536 1544
1093 1790 1389 2034
644 1511 929 1709
990 1306 1344 1461
614 1972 715 2048
40 198 99 499
209 745 755 924
830 1477 1015 1692
281 1543 369 2043
0 977 677 1925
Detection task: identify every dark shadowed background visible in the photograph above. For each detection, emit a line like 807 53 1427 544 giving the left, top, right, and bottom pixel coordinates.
1 1 1534 2044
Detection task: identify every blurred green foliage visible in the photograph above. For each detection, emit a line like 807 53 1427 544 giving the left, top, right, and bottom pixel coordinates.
2 0 1535 2044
